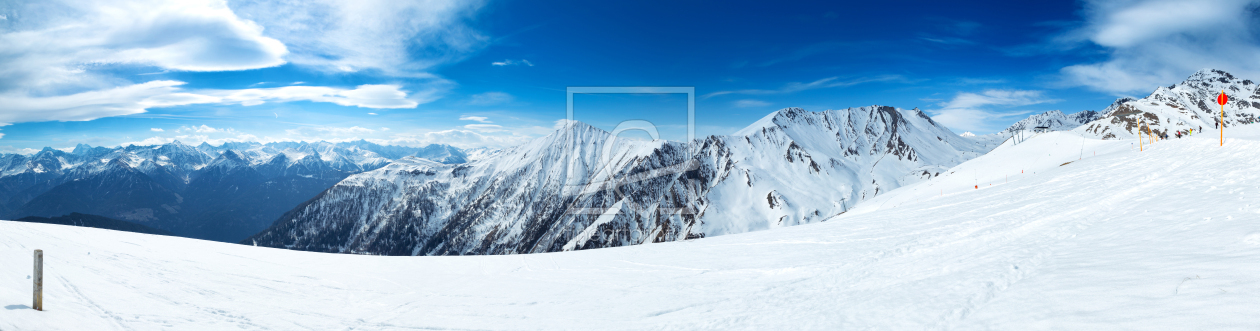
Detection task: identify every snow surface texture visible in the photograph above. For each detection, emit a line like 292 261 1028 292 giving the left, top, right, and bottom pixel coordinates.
248 106 1002 255
1079 68 1260 140
2 123 1259 330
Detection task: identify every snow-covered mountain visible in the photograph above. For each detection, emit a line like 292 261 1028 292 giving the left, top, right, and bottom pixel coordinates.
248 106 1001 255
0 140 473 242
999 110 1099 135
1078 69 1260 139
6 124 1260 330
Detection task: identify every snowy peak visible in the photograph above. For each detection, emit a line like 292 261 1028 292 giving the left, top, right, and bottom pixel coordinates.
72 143 93 155
200 150 250 173
187 150 255 183
250 105 1001 256
1078 68 1260 139
1181 68 1250 89
1068 110 1101 124
104 156 137 171
737 105 975 165
1000 110 1097 134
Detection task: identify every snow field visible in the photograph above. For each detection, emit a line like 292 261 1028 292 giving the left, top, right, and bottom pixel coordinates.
1 125 1259 330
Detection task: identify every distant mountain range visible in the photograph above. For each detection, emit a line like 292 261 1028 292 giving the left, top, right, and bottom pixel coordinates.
0 140 476 242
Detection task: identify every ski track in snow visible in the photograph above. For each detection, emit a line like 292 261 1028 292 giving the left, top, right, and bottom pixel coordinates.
2 126 1260 329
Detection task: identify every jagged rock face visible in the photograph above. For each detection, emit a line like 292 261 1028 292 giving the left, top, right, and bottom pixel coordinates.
0 140 480 242
1000 110 1099 135
1069 110 1101 125
1078 69 1260 139
248 106 997 256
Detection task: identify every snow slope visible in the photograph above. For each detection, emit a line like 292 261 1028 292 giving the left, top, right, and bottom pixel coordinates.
2 124 1259 330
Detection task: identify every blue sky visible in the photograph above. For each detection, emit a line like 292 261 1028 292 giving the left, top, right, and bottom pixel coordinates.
2 0 1259 153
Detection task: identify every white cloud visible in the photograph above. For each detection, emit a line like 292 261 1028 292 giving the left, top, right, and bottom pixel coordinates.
929 89 1058 133
181 124 231 133
0 83 425 124
208 84 423 108
285 126 377 137
943 90 1058 109
491 59 533 66
468 92 513 105
368 113 378 115
1059 0 1260 94
733 99 771 108
459 115 491 123
374 128 535 149
121 133 259 147
0 0 287 94
703 75 904 98
0 146 40 155
0 0 466 126
463 124 503 132
150 128 164 132
0 80 188 123
229 0 488 76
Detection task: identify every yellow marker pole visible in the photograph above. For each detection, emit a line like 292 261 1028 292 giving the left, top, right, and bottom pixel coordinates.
1139 121 1144 151
1144 121 1150 145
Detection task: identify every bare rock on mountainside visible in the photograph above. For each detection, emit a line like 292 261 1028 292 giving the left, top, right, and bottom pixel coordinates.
1078 69 1260 139
247 106 1000 256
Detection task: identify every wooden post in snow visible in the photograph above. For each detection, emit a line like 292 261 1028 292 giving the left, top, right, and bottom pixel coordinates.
33 249 42 311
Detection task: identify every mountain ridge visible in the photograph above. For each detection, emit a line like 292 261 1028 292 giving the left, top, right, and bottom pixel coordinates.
1078 68 1260 139
0 140 487 242
247 105 1002 255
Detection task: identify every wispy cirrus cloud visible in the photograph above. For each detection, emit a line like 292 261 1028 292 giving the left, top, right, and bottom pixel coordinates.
1057 0 1260 94
491 59 534 66
0 0 288 95
463 124 503 132
179 125 233 134
0 0 480 128
758 41 850 67
732 99 771 108
228 0 489 76
919 37 975 45
285 126 377 137
703 75 905 99
377 128 536 149
467 92 513 105
0 82 425 125
928 89 1060 133
459 115 491 123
